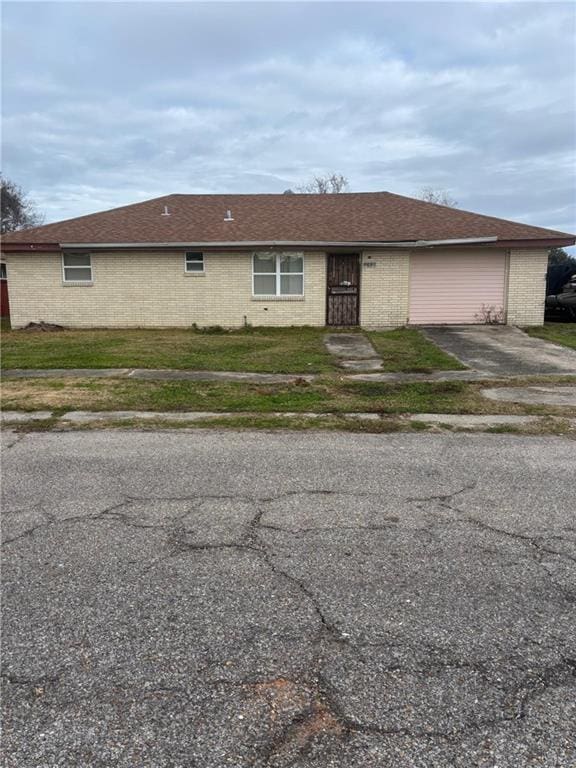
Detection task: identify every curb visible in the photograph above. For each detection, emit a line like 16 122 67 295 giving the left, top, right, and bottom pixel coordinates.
2 410 575 431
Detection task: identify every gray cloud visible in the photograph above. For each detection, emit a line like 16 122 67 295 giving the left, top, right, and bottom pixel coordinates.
2 1 574 239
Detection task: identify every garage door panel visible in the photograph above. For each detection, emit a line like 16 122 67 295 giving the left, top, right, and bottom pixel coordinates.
409 252 506 325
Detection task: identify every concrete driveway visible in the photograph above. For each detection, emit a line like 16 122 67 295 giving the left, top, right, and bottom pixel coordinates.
2 429 576 767
422 325 576 376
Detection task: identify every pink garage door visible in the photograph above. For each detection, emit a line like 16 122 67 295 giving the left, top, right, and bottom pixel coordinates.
409 252 506 325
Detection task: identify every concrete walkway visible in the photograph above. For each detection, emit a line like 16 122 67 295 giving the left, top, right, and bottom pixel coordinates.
3 366 575 385
2 368 316 384
349 370 498 383
323 333 383 371
422 325 576 376
482 385 576 407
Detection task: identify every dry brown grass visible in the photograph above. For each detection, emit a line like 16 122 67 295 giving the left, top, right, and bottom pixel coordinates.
0 380 121 410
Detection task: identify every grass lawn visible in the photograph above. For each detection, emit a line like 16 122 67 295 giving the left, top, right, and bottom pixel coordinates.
368 328 465 372
2 375 574 418
0 325 463 374
1 326 335 373
525 323 576 350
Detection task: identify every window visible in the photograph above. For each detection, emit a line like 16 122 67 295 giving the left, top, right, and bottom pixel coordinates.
0 263 6 280
185 252 204 273
253 252 304 296
62 253 92 283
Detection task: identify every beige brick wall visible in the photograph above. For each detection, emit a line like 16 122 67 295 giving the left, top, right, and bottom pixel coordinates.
4 250 327 328
3 246 549 329
505 249 548 326
359 250 410 328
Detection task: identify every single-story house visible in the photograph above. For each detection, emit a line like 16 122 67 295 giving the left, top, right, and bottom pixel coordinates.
1 192 574 329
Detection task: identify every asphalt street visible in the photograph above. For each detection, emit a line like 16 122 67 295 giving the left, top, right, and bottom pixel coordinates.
1 429 575 767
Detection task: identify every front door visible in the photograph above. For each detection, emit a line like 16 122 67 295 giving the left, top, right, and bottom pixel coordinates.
326 253 360 326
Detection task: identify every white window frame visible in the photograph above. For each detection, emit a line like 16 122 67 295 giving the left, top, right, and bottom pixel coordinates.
62 252 92 283
252 252 304 297
184 251 205 273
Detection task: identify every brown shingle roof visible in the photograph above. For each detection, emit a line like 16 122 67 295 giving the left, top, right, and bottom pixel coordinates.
2 191 574 247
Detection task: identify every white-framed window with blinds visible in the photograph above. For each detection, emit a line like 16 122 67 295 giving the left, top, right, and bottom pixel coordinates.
62 252 92 283
252 252 304 296
185 251 204 273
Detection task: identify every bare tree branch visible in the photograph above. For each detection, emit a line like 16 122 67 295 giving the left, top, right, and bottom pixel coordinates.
1 175 44 234
417 186 459 208
296 173 349 194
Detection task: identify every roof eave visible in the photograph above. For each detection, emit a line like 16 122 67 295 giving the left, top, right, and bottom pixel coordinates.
2 235 574 252
0 242 61 252
489 237 575 249
41 236 500 250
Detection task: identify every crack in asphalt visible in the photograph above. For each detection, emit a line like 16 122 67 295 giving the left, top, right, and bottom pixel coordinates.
3 487 576 760
406 485 576 603
258 521 398 536
0 499 132 546
0 490 387 547
1 432 28 451
245 506 346 645
2 672 61 687
459 516 576 566
4 487 575 619
406 482 478 505
317 654 576 741
4 652 574 758
429 507 576 604
407 489 576 608
512 657 576 721
257 696 348 767
139 539 264 575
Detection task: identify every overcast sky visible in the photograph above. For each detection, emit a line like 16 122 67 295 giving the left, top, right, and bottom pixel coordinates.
2 1 575 236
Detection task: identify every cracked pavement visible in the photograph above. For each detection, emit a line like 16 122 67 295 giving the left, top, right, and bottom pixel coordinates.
1 429 575 767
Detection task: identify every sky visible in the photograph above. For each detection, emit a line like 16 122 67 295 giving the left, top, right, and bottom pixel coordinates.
2 1 575 238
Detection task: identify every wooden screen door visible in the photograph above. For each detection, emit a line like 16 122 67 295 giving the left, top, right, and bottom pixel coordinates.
326 254 360 326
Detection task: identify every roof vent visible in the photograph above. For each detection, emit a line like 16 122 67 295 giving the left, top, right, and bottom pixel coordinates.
161 205 171 216
224 209 234 221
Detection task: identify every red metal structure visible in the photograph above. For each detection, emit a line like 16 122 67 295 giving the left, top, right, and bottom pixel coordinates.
1 263 10 319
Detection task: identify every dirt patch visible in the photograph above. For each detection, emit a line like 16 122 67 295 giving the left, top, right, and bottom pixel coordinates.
289 701 345 746
248 678 311 724
0 380 119 409
241 678 345 753
263 699 347 763
21 321 66 332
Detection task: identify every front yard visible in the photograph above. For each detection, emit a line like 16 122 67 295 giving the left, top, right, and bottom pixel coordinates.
3 325 573 433
0 325 462 374
2 375 575 419
525 322 576 350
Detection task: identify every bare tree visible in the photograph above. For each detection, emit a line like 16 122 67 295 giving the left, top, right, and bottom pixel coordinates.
297 173 349 194
1 175 44 234
417 186 458 208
